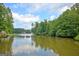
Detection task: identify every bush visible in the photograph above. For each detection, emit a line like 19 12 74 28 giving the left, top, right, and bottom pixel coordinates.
74 35 79 40
48 30 56 36
56 29 76 38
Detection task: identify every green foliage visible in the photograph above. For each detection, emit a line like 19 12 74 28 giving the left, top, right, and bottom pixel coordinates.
32 20 48 35
14 28 31 34
0 4 13 34
32 3 79 38
74 35 79 40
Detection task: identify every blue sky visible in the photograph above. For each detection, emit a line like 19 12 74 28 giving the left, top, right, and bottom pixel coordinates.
4 3 74 29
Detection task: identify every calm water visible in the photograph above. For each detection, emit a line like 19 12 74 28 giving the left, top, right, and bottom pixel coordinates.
0 34 79 56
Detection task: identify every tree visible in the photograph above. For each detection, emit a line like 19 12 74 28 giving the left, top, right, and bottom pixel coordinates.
0 3 13 34
32 3 79 38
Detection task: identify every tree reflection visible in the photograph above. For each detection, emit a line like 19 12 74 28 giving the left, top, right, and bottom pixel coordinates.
33 36 79 56
0 37 13 56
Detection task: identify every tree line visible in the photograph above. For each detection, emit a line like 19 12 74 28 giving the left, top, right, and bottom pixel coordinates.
14 28 31 34
32 3 79 39
0 3 13 34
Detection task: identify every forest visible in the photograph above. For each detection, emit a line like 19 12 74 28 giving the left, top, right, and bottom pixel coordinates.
1 3 79 40
0 3 13 37
14 28 31 34
32 3 79 40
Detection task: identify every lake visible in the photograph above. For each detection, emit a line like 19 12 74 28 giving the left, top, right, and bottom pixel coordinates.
0 34 79 56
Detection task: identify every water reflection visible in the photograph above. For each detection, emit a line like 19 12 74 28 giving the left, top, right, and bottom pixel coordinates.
0 37 13 56
33 36 79 56
12 36 55 56
0 35 79 56
0 36 56 56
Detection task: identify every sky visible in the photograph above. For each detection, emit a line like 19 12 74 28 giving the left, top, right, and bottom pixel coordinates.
4 3 74 29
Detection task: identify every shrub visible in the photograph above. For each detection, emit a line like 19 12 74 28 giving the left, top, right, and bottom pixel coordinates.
56 29 76 38
74 35 79 40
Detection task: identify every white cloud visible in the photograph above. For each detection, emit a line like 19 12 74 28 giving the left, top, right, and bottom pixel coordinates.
13 3 73 14
10 3 75 29
49 4 73 16
57 4 74 15
12 12 41 29
27 3 49 13
13 21 32 29
58 6 70 14
49 15 57 20
12 4 74 21
26 3 74 14
48 5 72 21
12 12 40 23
